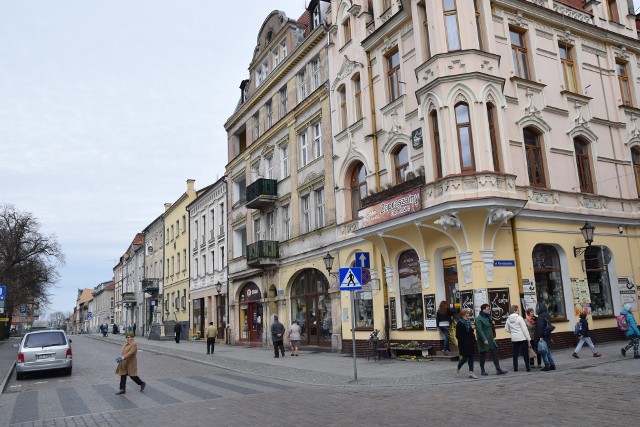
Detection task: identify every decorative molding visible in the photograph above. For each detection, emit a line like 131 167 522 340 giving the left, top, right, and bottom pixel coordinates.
527 189 559 205
535 29 554 40
552 2 593 24
419 259 430 289
459 252 473 285
331 55 364 90
384 266 394 293
507 11 528 29
579 195 605 209
582 40 606 57
434 213 461 230
381 36 397 54
488 208 514 225
614 46 630 62
481 250 495 282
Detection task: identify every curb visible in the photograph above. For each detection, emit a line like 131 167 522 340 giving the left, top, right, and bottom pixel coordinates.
0 361 15 394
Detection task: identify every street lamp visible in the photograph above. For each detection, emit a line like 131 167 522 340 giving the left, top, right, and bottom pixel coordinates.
573 221 595 257
215 281 222 295
323 253 338 277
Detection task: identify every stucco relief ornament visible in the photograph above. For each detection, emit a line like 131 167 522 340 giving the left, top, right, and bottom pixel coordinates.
434 214 461 231
614 46 630 62
629 114 640 140
524 88 541 118
572 102 588 128
487 208 514 225
331 55 363 90
387 109 404 140
346 127 362 159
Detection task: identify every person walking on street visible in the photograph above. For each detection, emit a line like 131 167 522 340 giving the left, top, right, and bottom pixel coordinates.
455 308 477 379
525 308 541 368
288 320 302 356
436 301 454 355
174 323 181 344
205 321 216 354
620 303 640 359
476 303 507 376
115 332 145 395
504 305 531 372
572 313 601 358
271 315 286 358
535 302 556 371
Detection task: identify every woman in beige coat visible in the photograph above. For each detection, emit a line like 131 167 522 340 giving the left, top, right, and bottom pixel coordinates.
115 332 146 394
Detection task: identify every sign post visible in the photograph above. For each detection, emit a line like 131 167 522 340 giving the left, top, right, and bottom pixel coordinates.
339 267 363 381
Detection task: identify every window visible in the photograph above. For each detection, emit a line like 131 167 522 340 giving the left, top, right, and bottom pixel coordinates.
354 292 374 329
182 290 186 310
386 48 402 102
299 131 309 167
632 147 640 196
349 163 367 220
272 40 286 68
194 258 198 277
253 113 260 140
353 74 362 121
418 2 431 58
182 215 186 233
254 217 261 242
342 17 351 45
510 29 529 79
176 220 180 235
219 202 225 234
606 0 619 22
315 188 325 228
166 228 169 243
166 258 169 277
171 256 175 275
301 194 311 233
382 0 391 11
267 211 276 240
177 253 180 273
280 143 290 178
532 244 566 319
559 44 578 93
282 204 291 240
398 250 424 329
473 0 484 50
455 103 475 171
312 122 322 159
431 111 443 178
265 101 273 129
338 85 347 130
171 225 174 241
311 57 321 91
585 246 614 317
201 214 206 241
487 104 500 171
232 226 247 258
194 220 198 245
220 246 225 269
210 209 215 240
574 138 593 193
232 175 246 205
443 0 461 51
298 69 308 101
211 249 215 271
256 60 268 86
280 40 287 61
617 61 633 106
202 254 206 275
523 127 546 187
265 155 274 179
280 86 288 117
394 145 409 183
183 249 186 271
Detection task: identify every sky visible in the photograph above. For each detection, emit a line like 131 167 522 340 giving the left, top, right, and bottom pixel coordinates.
0 0 304 316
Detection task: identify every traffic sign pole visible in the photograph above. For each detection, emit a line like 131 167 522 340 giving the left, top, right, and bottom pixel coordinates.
350 291 357 381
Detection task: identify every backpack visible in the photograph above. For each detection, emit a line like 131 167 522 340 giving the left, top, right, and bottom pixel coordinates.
616 314 630 331
574 321 583 337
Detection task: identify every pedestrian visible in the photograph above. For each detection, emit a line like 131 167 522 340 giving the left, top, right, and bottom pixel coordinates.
133 323 136 337
455 308 477 379
115 332 146 395
174 322 181 344
475 303 508 376
103 323 109 337
204 321 216 354
504 305 531 372
271 315 285 358
620 302 640 359
99 324 104 336
572 313 602 358
535 302 556 371
287 319 301 356
436 300 454 355
525 308 541 368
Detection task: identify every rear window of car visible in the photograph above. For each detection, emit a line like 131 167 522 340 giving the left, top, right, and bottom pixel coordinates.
24 332 67 348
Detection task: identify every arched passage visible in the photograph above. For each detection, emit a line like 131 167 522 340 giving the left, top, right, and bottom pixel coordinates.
290 268 331 347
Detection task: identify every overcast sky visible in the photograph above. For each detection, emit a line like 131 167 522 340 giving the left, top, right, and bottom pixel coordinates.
0 1 303 316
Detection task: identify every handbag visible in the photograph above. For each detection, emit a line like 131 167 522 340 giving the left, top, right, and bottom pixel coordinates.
528 344 537 358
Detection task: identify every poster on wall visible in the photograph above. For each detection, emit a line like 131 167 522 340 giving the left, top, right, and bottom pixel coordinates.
487 287 510 327
619 277 637 310
522 279 537 311
423 294 436 329
571 277 591 316
473 288 488 318
460 290 475 320
389 297 397 329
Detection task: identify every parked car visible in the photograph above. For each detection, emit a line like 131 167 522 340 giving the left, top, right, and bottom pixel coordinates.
13 329 72 380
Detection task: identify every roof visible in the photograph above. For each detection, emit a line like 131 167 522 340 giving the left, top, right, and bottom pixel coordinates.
77 288 94 305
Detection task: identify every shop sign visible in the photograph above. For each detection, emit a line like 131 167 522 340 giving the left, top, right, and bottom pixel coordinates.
619 277 637 308
493 260 515 267
359 188 421 228
239 282 261 303
389 297 397 329
423 294 436 329
488 288 510 327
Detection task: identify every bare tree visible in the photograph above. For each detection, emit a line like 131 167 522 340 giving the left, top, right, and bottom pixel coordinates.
48 311 69 330
0 204 65 338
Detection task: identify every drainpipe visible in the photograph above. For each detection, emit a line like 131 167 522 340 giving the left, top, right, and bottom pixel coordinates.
221 176 231 345
510 218 525 305
366 51 381 192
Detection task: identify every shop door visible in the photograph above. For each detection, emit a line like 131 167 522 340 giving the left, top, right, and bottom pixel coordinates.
443 258 459 310
291 269 331 347
247 303 263 342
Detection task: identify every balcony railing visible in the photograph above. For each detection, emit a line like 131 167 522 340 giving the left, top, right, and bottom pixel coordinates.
245 178 277 209
141 279 159 294
246 240 279 266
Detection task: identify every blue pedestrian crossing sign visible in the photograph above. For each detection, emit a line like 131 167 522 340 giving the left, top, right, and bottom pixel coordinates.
354 252 370 269
339 267 362 291
0 286 5 301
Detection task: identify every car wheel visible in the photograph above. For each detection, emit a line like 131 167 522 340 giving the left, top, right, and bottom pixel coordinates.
16 372 24 380
65 367 72 376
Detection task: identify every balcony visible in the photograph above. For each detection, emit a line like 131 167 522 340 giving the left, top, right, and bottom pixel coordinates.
141 279 159 294
246 240 279 267
122 292 136 303
245 179 277 209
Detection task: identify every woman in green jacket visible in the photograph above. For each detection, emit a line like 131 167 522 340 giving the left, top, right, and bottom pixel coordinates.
475 304 507 376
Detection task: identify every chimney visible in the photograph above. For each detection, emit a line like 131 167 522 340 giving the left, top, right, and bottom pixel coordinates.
164 203 172 211
187 179 195 192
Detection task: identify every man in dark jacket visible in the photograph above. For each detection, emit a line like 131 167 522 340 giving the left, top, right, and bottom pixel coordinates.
271 315 286 358
475 304 507 376
534 302 556 370
174 322 182 344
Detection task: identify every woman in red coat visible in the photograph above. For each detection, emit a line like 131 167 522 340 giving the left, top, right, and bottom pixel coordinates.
115 332 146 394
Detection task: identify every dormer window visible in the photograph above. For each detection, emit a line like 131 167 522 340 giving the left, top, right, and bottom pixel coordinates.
255 60 269 87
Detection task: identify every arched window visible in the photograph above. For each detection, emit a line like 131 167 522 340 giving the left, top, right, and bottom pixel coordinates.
291 269 331 346
350 163 367 220
338 85 347 130
574 138 593 193
584 246 613 317
431 110 443 178
532 244 566 320
397 250 423 329
394 145 409 183
487 103 500 172
632 147 640 196
455 103 475 171
523 127 546 187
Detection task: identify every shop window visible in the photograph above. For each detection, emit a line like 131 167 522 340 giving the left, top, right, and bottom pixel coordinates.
393 145 409 183
632 147 640 197
574 138 593 193
291 269 331 346
350 162 367 220
510 28 530 80
532 244 566 320
584 246 614 317
398 249 424 329
523 127 546 187
455 103 475 171
430 110 443 178
443 257 459 309
487 103 501 171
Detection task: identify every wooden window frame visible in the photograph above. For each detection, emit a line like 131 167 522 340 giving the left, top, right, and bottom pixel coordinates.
350 163 367 220
574 138 593 193
455 103 476 172
487 104 500 172
617 61 633 106
353 74 362 121
386 48 401 102
338 85 348 130
559 43 578 93
431 111 443 179
523 128 547 187
510 29 530 80
607 0 619 23
632 148 640 197
343 17 351 45
394 145 409 184
443 0 461 51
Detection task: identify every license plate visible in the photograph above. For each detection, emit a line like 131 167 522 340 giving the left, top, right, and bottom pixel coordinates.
36 354 53 360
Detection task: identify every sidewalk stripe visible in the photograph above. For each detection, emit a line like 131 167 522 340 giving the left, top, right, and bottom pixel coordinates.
57 387 90 417
217 373 294 390
189 375 262 395
158 378 222 400
10 390 39 425
93 384 138 410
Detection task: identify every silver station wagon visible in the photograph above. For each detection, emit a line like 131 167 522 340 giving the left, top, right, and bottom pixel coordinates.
13 329 72 379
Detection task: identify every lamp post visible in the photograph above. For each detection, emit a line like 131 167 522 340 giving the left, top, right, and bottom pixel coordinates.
215 281 230 344
573 221 595 257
